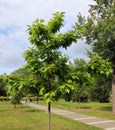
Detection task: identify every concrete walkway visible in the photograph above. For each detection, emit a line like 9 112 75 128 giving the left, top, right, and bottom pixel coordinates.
21 101 115 130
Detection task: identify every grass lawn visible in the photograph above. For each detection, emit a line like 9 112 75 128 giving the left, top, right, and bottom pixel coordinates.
0 101 101 130
35 99 115 120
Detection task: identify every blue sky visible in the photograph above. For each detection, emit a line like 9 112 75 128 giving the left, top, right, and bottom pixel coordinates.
0 0 94 75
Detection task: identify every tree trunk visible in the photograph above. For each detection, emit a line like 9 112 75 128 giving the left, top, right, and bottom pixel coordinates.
78 96 81 109
37 94 39 104
14 104 16 108
25 98 27 105
112 74 115 113
48 102 51 130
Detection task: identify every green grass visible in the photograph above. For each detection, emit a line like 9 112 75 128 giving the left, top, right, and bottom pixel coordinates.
35 99 115 120
0 101 101 130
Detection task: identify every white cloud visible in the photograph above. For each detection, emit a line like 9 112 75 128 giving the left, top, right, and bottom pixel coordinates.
0 0 94 74
0 32 28 74
61 40 91 61
0 38 23 63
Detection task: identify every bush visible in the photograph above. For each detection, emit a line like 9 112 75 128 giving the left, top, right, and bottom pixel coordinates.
72 94 90 102
0 96 10 101
10 94 22 105
90 77 111 103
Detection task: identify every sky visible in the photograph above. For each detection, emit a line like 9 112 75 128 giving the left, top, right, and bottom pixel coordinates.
0 0 95 75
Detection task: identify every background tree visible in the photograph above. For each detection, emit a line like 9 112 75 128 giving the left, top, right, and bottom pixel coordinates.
11 68 31 78
0 75 7 96
24 12 80 130
11 67 40 103
86 56 112 104
5 74 24 108
77 0 115 113
90 75 111 103
69 58 93 106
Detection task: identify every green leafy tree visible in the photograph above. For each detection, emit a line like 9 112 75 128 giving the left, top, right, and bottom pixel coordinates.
90 75 111 103
69 58 92 106
5 72 35 108
23 76 41 103
5 74 24 108
87 56 112 77
87 55 112 103
24 12 80 130
0 75 7 96
11 67 40 103
11 68 31 78
76 0 115 112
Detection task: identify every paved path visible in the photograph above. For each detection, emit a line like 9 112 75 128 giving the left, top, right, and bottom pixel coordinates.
21 101 115 130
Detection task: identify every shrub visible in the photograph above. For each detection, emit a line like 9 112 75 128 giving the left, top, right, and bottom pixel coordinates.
0 96 10 101
10 94 22 105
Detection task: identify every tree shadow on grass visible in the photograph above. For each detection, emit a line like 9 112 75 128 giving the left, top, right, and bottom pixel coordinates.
99 106 112 111
75 104 91 109
17 104 39 113
0 109 8 112
24 109 39 113
18 105 29 109
80 106 91 109
73 106 91 111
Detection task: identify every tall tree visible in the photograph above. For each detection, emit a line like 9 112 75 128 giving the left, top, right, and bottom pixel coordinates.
77 0 115 113
24 12 80 130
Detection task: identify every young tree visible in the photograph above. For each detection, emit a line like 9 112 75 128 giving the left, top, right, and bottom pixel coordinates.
11 67 40 103
24 12 80 130
77 0 115 113
5 73 36 107
5 74 24 108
